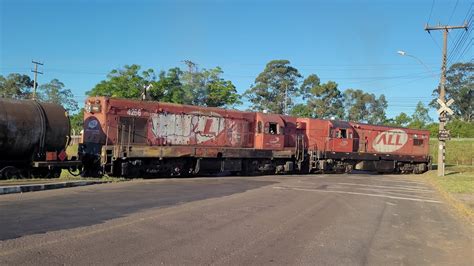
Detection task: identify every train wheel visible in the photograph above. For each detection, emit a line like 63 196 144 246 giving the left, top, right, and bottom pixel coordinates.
68 166 83 177
0 166 22 179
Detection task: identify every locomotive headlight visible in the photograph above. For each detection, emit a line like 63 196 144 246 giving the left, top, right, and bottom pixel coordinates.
85 103 102 113
88 120 98 129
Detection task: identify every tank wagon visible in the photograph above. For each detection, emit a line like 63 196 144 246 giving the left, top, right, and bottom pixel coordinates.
0 98 81 179
79 97 430 177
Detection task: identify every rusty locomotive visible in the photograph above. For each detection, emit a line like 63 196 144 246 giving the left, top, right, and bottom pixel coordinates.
79 97 431 177
0 98 81 179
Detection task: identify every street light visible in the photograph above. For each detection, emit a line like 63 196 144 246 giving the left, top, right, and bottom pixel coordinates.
397 50 436 74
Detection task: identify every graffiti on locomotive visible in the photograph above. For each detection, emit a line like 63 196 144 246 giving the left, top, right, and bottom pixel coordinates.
148 111 246 145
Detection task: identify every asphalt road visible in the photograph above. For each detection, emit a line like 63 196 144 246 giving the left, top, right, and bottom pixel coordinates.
0 174 472 265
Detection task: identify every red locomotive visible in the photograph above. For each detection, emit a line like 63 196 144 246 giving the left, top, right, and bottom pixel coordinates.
79 97 431 177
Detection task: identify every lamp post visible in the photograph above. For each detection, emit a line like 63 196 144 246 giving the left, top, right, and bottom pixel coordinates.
397 50 435 74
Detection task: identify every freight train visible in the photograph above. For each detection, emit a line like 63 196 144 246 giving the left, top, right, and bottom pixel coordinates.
79 97 431 177
0 98 81 179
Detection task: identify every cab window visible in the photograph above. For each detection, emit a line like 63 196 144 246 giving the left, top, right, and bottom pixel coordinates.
257 121 263 133
269 123 278 135
414 139 424 146
340 129 347 138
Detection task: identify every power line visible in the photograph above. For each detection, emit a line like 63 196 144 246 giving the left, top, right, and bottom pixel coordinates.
447 0 459 25
427 0 436 24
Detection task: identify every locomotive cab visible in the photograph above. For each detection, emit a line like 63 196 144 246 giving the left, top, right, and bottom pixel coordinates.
254 113 285 150
327 120 354 153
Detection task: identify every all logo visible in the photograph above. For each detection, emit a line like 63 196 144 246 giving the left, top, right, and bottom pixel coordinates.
372 129 408 152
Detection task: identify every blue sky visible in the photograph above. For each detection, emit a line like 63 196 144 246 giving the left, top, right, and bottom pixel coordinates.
1 0 472 117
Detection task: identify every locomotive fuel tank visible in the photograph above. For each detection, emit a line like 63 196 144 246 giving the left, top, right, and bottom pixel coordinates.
0 98 71 161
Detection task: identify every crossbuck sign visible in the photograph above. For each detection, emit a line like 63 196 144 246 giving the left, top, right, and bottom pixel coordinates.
437 98 454 115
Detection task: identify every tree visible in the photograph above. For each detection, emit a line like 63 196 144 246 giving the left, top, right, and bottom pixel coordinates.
39 79 79 112
87 64 156 98
409 101 432 129
88 64 240 108
178 64 241 107
386 112 412 127
446 119 474 138
290 103 314 118
367 94 387 124
244 60 302 114
430 62 473 122
69 109 84 135
150 67 185 103
344 89 387 124
201 67 241 107
0 73 34 99
301 75 345 119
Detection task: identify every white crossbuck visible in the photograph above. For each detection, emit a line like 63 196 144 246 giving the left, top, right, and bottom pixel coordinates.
437 98 454 115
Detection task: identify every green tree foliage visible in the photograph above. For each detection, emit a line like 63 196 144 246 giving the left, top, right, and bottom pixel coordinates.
446 119 474 138
290 103 314 118
302 74 344 119
39 79 79 112
430 62 473 122
344 89 387 124
385 112 412 127
367 94 388 124
87 64 156 98
244 60 302 114
0 73 34 99
409 101 432 129
88 64 240 108
69 109 84 135
149 67 185 103
424 120 474 138
201 67 241 107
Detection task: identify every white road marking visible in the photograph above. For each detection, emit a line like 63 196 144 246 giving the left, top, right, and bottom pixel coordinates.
337 186 435 194
336 187 436 200
344 176 426 184
336 183 432 192
273 186 442 204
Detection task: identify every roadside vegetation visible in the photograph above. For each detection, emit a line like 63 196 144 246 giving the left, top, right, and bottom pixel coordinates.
429 138 474 166
421 165 474 224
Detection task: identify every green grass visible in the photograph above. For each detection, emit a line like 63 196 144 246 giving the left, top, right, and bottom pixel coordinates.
421 165 474 223
429 138 474 166
424 165 474 194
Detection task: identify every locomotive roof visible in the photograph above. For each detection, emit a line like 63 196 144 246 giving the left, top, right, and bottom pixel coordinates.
87 97 430 134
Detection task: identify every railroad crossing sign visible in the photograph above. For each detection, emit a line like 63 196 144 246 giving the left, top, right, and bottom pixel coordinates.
437 98 454 116
438 129 451 141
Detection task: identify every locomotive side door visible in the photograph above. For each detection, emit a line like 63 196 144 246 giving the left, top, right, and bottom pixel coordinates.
328 127 354 153
118 117 148 146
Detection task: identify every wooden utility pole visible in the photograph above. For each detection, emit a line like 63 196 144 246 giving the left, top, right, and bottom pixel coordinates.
424 22 468 176
31 60 43 100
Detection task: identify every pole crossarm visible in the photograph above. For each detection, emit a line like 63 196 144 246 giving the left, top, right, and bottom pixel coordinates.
424 22 468 32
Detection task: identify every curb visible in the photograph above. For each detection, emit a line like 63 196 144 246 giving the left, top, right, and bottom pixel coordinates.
0 180 111 195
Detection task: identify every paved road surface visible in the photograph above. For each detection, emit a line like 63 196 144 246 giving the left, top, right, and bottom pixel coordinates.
0 174 472 265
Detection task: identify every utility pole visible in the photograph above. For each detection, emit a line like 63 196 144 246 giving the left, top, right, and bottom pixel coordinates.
425 22 468 176
31 60 43 100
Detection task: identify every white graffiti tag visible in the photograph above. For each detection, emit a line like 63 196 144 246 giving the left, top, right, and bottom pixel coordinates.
150 112 225 144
